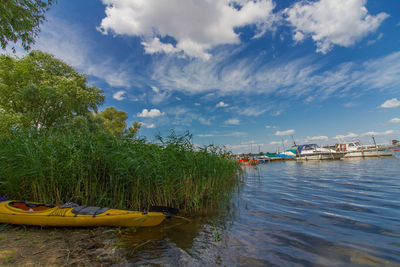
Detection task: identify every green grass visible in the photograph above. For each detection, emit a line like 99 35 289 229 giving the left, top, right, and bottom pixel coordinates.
0 130 240 213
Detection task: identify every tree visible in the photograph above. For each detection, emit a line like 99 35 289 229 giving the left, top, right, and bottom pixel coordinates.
93 108 142 138
0 0 56 52
0 50 104 131
95 107 128 137
127 121 141 138
0 108 23 135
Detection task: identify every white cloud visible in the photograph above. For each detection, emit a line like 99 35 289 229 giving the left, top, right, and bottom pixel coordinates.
335 132 358 140
137 108 165 118
285 0 388 53
164 106 214 127
225 118 240 125
153 48 400 100
343 102 358 108
269 141 282 145
275 129 295 136
197 134 214 137
194 103 201 106
142 37 180 55
113 90 126 101
362 130 394 136
198 117 212 125
32 17 132 88
238 106 267 116
98 0 276 59
140 122 156 128
380 98 400 108
271 110 283 116
151 86 160 93
367 32 384 46
216 101 229 108
389 118 400 123
150 87 169 104
307 136 328 140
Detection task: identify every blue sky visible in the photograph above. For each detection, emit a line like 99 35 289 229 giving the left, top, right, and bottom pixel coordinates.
6 0 400 153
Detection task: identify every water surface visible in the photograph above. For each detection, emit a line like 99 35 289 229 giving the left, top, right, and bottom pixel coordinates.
121 155 400 266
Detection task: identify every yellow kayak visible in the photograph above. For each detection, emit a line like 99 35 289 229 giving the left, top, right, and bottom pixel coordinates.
0 200 167 227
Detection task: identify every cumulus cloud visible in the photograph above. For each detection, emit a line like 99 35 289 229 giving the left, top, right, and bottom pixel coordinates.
380 98 400 108
284 0 388 53
389 118 400 123
142 37 180 55
225 118 240 125
216 101 229 108
113 90 126 101
140 122 156 128
275 129 295 136
137 108 165 118
98 0 276 59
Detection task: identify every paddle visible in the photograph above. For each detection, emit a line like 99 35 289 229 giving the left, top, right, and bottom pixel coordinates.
148 206 179 217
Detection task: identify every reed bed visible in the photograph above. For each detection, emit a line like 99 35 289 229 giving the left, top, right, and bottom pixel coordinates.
0 130 240 213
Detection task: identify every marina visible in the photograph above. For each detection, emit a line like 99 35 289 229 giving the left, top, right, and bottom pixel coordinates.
120 155 400 265
236 139 399 164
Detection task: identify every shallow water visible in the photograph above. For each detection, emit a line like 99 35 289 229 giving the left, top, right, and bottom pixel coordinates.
121 155 400 266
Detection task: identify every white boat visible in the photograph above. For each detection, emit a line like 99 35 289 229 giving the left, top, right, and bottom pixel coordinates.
336 141 395 158
296 144 345 160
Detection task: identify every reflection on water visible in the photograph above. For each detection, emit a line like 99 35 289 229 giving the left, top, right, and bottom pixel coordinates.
121 156 400 266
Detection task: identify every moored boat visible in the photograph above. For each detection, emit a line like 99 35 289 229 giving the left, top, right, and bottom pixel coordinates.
238 158 258 165
336 141 395 158
0 200 172 227
296 144 345 160
257 153 294 163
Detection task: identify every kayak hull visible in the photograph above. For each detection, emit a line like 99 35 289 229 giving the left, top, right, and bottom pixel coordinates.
0 201 166 227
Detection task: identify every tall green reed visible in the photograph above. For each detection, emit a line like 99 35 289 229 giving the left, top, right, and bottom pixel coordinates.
0 130 240 213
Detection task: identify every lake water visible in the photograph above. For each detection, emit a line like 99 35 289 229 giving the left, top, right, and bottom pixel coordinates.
121 155 400 266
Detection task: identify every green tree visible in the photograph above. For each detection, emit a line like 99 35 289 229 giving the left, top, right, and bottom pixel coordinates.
0 0 56 52
93 108 142 138
0 108 23 135
127 121 142 138
0 50 104 131
95 107 128 137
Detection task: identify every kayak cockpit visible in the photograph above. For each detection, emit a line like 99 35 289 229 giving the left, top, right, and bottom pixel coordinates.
8 201 55 211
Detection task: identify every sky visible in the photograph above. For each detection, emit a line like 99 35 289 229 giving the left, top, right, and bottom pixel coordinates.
4 0 400 153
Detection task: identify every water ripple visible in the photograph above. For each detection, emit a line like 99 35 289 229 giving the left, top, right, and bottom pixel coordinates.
123 157 400 266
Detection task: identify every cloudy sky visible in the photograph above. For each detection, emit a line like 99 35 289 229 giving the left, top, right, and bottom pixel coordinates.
6 0 400 153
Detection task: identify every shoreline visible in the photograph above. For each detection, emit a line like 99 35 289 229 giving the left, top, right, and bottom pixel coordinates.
0 225 127 266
